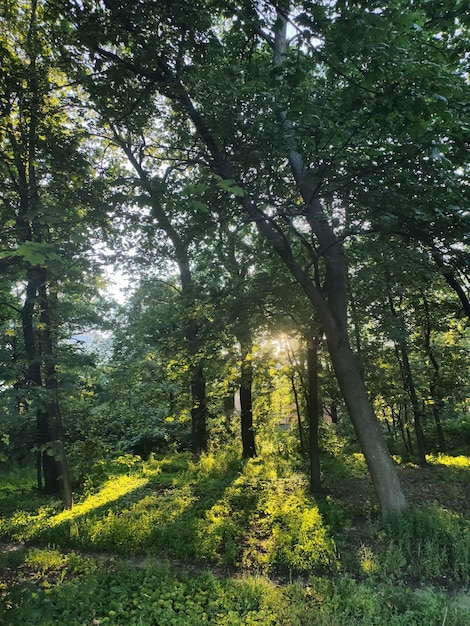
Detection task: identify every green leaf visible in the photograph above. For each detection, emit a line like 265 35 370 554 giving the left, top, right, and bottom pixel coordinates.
191 200 208 212
14 242 61 267
217 178 245 197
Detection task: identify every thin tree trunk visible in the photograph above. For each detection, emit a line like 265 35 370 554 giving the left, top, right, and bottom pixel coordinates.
431 399 446 453
223 393 235 421
285 342 305 454
330 403 338 425
190 361 208 456
388 294 427 465
289 374 305 455
394 405 411 456
422 296 446 452
238 331 256 458
307 340 321 494
394 342 427 464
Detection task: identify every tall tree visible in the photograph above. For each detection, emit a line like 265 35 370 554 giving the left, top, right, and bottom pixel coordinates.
0 0 108 501
111 135 210 455
62 0 468 515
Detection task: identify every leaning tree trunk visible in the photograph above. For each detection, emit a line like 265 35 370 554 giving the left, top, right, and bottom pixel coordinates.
326 333 408 513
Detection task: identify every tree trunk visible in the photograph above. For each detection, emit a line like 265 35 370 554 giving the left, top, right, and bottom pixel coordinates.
223 393 235 423
325 332 407 514
190 361 208 456
422 296 446 452
289 374 305 455
395 343 427 465
238 332 256 458
285 343 305 455
394 405 412 456
330 403 338 425
38 284 73 508
402 402 415 455
388 293 427 465
307 340 321 494
21 269 61 493
431 398 446 453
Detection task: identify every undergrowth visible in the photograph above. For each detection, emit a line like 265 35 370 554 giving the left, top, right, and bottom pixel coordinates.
0 445 469 624
1 549 469 626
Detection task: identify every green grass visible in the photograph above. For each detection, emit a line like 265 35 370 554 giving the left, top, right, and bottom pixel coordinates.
1 447 469 625
1 549 469 625
0 450 338 570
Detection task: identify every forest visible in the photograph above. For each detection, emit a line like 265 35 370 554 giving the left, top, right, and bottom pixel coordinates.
0 0 469 624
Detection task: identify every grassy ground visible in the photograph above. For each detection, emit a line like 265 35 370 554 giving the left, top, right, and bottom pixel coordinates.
0 444 469 625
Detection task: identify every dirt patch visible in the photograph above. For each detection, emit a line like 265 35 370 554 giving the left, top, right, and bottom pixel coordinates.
330 463 469 515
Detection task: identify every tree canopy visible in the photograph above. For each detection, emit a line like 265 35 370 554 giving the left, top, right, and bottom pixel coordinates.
0 0 468 518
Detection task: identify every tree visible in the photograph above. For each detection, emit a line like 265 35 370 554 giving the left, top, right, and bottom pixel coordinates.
113 138 211 456
0 0 110 503
61 0 469 515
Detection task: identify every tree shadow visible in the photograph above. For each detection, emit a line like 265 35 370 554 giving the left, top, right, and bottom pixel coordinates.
1 453 245 562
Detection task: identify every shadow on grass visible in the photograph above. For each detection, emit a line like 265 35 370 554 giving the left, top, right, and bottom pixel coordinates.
0 452 245 563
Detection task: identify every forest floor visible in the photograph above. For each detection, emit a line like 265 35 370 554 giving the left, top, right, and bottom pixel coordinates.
337 461 469 514
1 448 469 625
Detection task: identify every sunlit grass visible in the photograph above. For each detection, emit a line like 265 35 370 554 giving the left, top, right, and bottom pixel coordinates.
53 474 149 525
1 473 149 545
24 547 68 573
1 448 469 580
1 448 470 625
426 453 470 469
1 449 338 570
195 456 337 572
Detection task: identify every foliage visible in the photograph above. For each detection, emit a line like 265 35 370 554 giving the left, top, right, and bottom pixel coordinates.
1 543 469 626
4 544 466 626
0 0 469 621
1 447 470 623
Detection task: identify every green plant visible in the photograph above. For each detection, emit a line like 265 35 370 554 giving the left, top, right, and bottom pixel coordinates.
377 506 470 583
